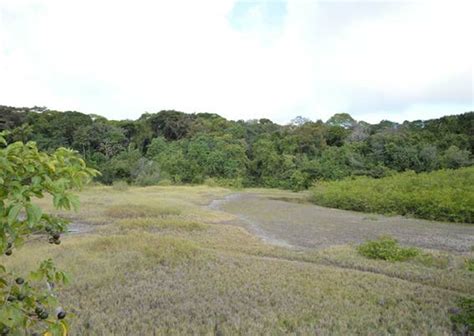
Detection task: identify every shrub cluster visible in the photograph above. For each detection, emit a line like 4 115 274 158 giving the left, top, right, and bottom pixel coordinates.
450 297 474 334
311 167 474 223
357 237 420 261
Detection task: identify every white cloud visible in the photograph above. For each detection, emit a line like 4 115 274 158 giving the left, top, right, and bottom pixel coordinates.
0 0 472 124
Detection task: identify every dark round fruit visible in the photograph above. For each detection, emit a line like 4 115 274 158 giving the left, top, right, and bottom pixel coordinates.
52 233 60 240
57 311 66 320
15 277 24 285
39 311 48 320
48 237 55 244
54 239 61 245
17 294 26 301
5 249 12 256
7 295 15 302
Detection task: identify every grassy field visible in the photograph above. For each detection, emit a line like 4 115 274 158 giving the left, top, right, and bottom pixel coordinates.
311 167 474 223
4 186 474 334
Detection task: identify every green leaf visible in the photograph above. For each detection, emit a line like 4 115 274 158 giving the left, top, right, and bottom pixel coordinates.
48 323 64 336
67 194 80 211
32 175 42 186
61 272 71 285
0 305 25 328
29 270 43 282
25 203 42 227
7 204 22 225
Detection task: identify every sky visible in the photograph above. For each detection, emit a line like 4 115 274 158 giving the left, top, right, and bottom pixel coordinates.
0 0 472 124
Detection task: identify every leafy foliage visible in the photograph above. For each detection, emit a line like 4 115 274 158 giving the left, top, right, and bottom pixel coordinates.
357 236 420 261
0 132 98 335
311 167 474 223
0 105 472 191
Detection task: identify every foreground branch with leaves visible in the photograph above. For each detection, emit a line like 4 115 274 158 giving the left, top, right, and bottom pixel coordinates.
0 131 98 335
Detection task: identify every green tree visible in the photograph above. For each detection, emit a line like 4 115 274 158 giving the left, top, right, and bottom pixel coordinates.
326 113 356 129
326 125 349 147
147 110 193 140
441 145 471 169
98 148 141 184
0 132 98 335
146 137 168 159
250 137 281 187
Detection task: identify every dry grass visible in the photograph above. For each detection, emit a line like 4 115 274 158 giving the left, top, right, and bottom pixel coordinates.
4 186 473 335
104 204 182 218
117 217 207 232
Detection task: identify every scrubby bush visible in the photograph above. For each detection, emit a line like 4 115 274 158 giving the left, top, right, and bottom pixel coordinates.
204 177 243 189
466 258 474 272
357 236 420 261
131 157 161 186
112 180 129 191
450 297 474 334
311 167 474 223
157 179 172 186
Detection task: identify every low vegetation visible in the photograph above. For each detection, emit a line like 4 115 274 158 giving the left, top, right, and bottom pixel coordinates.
450 297 474 334
311 167 474 223
117 217 207 232
1 121 472 333
104 203 181 218
466 258 474 272
3 186 473 334
357 236 420 261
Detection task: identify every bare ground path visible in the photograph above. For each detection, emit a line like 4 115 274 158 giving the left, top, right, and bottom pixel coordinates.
209 191 474 252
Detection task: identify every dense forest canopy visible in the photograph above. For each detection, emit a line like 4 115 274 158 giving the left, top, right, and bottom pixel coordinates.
1 105 472 190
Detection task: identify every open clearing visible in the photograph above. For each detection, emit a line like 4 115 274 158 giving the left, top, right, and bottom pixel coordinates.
5 186 474 335
212 190 474 252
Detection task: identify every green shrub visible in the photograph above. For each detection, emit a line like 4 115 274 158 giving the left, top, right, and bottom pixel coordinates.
357 236 420 261
157 178 172 186
311 167 474 223
205 177 243 189
204 177 218 187
466 258 474 272
112 180 129 191
450 297 474 334
134 174 162 186
132 158 162 186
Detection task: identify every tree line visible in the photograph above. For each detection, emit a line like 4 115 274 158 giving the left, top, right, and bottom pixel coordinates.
1 105 472 190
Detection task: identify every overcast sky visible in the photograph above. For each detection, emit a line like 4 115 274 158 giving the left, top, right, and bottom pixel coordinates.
0 0 472 124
